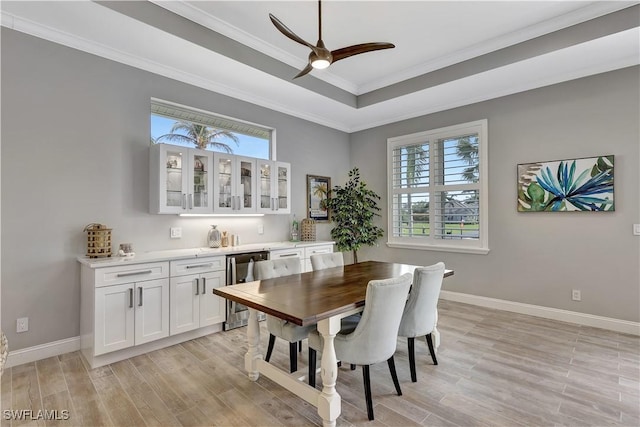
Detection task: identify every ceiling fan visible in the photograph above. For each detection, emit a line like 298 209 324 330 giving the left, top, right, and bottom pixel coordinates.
269 1 395 79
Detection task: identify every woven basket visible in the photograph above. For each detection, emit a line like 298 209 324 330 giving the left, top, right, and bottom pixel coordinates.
0 331 7 377
300 218 316 241
84 223 112 258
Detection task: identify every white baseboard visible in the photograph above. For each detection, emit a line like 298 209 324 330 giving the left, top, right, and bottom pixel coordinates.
440 290 640 336
6 336 80 368
6 294 638 369
5 324 224 369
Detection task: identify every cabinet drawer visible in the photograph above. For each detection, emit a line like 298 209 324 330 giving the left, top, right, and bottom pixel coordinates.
95 262 169 287
304 245 334 259
170 256 225 276
270 248 304 260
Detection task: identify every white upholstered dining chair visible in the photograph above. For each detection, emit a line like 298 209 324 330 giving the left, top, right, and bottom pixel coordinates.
254 257 313 373
310 252 344 270
307 273 413 421
397 262 445 382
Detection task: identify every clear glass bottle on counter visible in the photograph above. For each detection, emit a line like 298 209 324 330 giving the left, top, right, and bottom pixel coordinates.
208 225 221 248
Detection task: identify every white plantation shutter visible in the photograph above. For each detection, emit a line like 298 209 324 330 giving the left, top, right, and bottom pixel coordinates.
387 120 489 254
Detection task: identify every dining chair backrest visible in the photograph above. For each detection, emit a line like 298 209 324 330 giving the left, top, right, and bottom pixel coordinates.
254 257 306 366
335 273 412 366
397 262 445 338
310 252 344 270
254 257 301 280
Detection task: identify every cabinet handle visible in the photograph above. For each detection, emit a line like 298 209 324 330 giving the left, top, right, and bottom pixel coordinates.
182 194 187 209
116 270 152 278
237 195 242 210
195 278 200 296
189 193 193 209
138 286 143 307
279 253 298 258
202 277 206 294
186 263 214 269
129 288 133 308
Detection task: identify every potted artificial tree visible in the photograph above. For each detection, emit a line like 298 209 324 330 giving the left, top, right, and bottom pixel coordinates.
326 168 384 263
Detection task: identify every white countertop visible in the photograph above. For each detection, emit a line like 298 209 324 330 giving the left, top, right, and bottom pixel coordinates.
77 240 335 268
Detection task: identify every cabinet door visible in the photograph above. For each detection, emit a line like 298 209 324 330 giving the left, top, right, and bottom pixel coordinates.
213 153 234 213
214 154 256 213
95 283 135 355
275 162 291 214
170 274 200 335
187 149 214 213
134 278 169 345
257 160 274 213
157 144 189 214
199 271 226 327
236 156 256 213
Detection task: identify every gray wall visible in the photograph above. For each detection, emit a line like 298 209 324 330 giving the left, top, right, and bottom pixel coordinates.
350 66 640 323
0 29 350 350
2 27 638 353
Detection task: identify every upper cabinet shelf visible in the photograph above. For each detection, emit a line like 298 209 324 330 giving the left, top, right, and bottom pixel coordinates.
150 143 291 215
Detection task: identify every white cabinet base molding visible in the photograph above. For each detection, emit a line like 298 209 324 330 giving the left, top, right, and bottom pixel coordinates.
80 323 222 369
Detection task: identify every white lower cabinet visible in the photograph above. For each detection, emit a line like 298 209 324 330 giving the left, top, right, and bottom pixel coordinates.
270 244 335 272
170 270 225 335
169 257 226 335
94 278 169 355
81 262 171 361
81 257 225 369
270 247 305 271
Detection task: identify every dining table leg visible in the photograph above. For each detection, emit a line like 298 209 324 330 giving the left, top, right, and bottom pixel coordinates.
245 308 262 381
316 316 342 427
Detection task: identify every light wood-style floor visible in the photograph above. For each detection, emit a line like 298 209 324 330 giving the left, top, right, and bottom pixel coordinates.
1 300 639 426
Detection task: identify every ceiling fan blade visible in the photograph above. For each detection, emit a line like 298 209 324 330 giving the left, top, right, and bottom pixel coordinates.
331 42 395 63
269 14 317 51
294 63 314 79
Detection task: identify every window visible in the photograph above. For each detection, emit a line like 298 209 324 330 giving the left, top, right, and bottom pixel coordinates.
150 99 273 159
387 120 488 254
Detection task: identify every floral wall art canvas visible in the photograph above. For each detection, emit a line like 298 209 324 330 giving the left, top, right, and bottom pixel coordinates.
517 155 614 212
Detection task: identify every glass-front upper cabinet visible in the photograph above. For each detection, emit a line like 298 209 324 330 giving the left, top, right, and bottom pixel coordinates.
213 153 256 213
257 160 291 214
150 144 213 214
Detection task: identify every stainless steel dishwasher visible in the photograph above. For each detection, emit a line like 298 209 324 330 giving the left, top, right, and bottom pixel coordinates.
224 251 269 330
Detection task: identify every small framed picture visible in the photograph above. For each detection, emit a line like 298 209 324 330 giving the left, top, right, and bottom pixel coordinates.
307 175 331 222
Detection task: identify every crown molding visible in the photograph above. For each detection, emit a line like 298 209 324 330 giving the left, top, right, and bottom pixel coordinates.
355 1 639 94
2 4 637 134
152 0 638 96
0 9 352 132
149 0 359 95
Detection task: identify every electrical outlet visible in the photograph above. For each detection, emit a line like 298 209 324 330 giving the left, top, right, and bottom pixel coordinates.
258 224 264 235
571 289 581 301
170 227 182 239
17 317 29 333
633 224 640 236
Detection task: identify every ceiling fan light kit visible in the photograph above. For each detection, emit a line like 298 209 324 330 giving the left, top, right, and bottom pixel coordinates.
269 1 395 78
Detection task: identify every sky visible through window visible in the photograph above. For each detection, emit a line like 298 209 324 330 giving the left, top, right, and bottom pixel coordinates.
151 115 270 159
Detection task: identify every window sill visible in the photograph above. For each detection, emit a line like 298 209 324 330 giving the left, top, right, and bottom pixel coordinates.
386 242 490 255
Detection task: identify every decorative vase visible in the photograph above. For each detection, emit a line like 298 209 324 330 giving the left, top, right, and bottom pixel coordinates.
208 225 221 248
221 231 229 247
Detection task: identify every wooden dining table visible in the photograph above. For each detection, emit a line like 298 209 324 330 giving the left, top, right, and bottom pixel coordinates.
213 260 453 427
